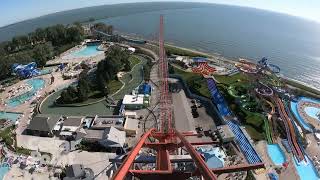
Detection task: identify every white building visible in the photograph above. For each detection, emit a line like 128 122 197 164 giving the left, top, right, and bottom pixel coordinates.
124 118 139 136
123 94 149 110
84 127 125 151
61 116 85 132
124 111 137 119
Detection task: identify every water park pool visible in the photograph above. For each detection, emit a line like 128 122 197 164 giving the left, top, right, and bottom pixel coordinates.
305 107 320 120
70 45 102 57
294 156 320 180
0 163 10 180
290 97 320 132
6 78 45 107
0 112 22 122
267 144 286 165
39 68 52 75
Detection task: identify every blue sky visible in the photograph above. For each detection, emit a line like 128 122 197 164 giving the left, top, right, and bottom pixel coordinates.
1 0 320 27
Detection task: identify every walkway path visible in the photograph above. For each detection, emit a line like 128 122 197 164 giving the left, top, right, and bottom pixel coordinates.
112 56 147 100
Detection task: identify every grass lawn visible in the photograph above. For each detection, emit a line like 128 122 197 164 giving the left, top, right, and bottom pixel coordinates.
214 73 248 85
172 66 210 98
243 110 265 128
165 45 207 57
244 125 265 141
108 80 123 95
129 55 141 69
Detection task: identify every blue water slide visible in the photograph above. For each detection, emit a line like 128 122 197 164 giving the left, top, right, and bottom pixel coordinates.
206 78 262 164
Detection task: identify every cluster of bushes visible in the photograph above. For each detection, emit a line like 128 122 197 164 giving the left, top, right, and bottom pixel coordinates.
58 46 131 104
142 58 153 81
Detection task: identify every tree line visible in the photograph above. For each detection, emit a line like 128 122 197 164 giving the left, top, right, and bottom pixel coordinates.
0 23 86 81
0 22 118 81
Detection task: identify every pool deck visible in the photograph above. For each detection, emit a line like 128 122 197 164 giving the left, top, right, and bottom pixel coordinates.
0 71 76 135
254 140 299 180
297 100 320 130
46 45 105 65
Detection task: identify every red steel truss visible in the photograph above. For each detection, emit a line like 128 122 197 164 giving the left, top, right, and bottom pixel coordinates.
111 15 264 180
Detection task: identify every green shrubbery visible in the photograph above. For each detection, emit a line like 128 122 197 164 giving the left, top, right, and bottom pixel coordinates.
59 46 132 104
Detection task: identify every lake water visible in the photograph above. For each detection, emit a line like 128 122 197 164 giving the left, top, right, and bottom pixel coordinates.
97 6 320 90
1 3 320 89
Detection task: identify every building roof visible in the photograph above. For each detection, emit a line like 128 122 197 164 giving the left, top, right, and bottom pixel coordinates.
192 57 208 63
124 111 137 117
63 116 84 127
84 129 104 141
65 164 85 179
104 126 126 147
84 127 125 147
123 95 144 105
124 118 139 132
90 116 123 130
27 115 60 132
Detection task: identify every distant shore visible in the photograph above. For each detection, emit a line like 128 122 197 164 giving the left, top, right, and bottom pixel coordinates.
123 33 320 97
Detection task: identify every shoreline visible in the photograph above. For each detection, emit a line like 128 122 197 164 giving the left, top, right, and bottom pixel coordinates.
118 31 320 94
138 38 320 96
165 43 320 94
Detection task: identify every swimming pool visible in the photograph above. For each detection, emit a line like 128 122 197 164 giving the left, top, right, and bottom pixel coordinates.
70 45 102 57
290 97 320 132
267 144 286 165
6 78 45 107
0 112 22 122
294 156 320 180
290 100 313 132
305 107 320 120
0 163 10 180
39 68 52 75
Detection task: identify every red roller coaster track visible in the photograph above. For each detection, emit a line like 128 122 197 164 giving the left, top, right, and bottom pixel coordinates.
111 16 264 180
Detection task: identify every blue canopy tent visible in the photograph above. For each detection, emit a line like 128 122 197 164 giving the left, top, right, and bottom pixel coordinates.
138 83 152 95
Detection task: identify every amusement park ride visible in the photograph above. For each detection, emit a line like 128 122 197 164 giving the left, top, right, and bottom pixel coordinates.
111 16 265 180
238 57 306 162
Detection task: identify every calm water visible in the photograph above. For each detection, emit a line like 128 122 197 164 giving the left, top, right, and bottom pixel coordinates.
6 78 45 107
267 144 286 165
71 45 102 57
97 6 320 89
1 3 320 89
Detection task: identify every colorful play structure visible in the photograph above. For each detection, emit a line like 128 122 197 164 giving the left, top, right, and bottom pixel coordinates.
192 62 216 75
12 62 40 79
236 57 307 163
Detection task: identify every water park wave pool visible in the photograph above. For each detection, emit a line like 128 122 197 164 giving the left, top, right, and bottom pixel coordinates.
267 144 286 166
69 45 102 58
290 97 320 132
294 156 320 180
0 112 22 122
6 78 45 107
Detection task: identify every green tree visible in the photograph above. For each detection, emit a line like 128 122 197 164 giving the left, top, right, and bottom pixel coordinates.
32 43 54 67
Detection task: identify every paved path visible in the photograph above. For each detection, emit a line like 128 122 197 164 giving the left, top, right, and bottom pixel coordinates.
171 86 194 132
